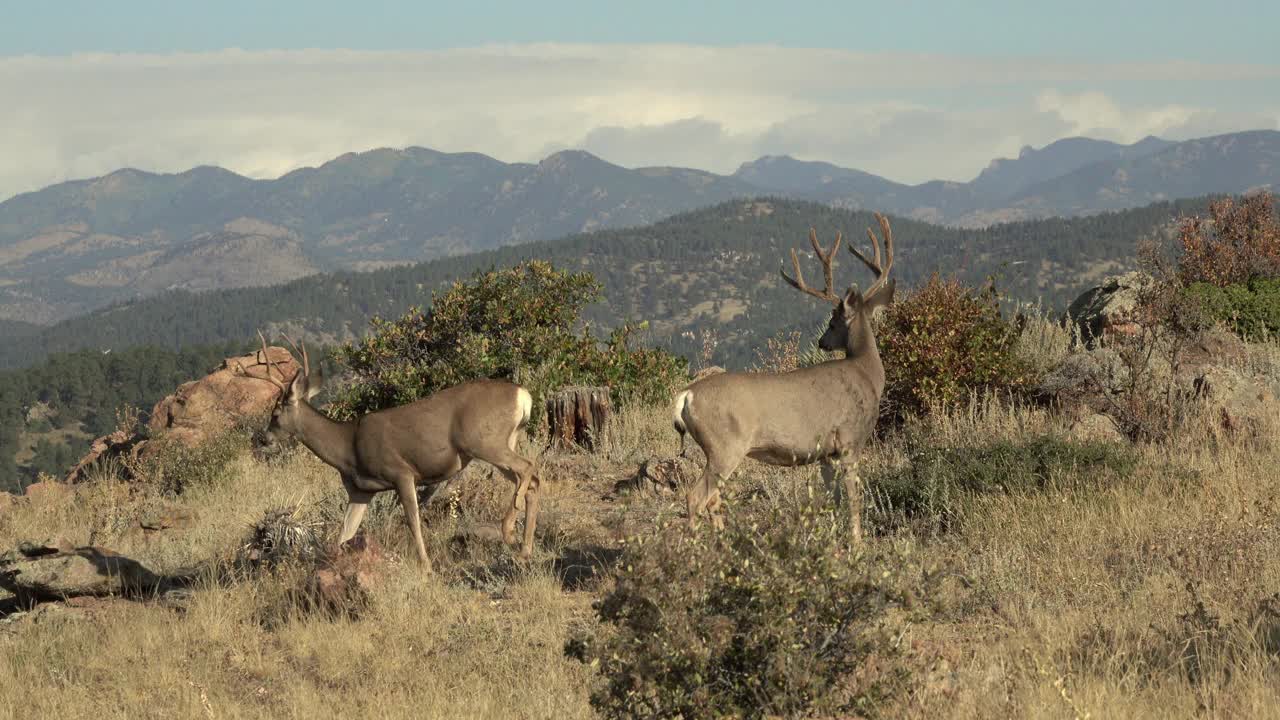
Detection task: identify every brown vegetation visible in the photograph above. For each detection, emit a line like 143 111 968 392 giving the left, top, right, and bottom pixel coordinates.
2 326 1279 718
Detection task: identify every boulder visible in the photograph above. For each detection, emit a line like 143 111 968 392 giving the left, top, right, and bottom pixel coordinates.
1067 271 1155 347
1193 366 1279 433
63 346 301 481
0 542 167 603
148 346 300 449
304 535 386 617
65 428 145 484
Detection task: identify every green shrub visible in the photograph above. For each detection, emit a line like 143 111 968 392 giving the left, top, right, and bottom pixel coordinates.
867 434 1139 533
1185 277 1280 341
579 493 933 719
330 261 686 422
876 275 1032 420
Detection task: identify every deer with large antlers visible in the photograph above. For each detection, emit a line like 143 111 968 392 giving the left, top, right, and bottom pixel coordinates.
672 213 897 538
237 332 541 572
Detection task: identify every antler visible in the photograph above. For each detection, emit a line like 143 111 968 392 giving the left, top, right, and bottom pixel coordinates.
233 330 289 393
780 227 844 303
281 333 309 380
847 212 895 297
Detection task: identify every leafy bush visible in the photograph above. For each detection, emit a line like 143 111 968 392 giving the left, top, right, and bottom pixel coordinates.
330 261 687 421
1178 192 1280 287
579 494 933 719
1185 277 1280 341
876 275 1032 419
868 434 1139 533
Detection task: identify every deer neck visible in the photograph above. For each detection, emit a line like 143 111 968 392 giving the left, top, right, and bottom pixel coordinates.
290 401 359 474
843 314 886 398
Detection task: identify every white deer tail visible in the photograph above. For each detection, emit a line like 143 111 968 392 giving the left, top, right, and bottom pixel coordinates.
672 389 693 457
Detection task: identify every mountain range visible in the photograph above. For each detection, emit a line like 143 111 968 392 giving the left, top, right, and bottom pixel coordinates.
1 129 1276 324
0 196 1218 370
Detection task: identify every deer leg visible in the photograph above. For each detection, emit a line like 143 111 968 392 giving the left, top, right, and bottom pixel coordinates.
844 462 864 542
393 474 432 572
821 458 863 541
484 449 539 551
688 451 741 531
338 477 374 546
519 472 541 560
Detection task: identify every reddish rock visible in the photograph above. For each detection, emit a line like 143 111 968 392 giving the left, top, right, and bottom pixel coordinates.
63 346 302 481
305 535 387 617
148 346 300 449
65 428 145 484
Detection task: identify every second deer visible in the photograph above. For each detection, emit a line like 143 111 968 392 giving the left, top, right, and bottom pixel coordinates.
238 332 542 572
672 213 897 539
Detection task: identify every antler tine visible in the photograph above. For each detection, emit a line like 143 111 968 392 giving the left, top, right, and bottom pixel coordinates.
780 227 842 303
847 212 895 295
281 333 309 379
254 330 289 393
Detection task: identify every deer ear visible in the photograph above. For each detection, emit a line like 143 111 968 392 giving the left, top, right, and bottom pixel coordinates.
286 371 308 404
841 285 862 315
304 367 324 401
864 278 896 313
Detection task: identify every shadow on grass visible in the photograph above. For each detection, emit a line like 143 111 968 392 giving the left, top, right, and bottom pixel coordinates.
448 523 621 593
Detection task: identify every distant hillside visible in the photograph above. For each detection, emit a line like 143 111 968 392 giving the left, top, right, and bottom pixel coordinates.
0 196 1217 371
1 131 1275 325
1008 131 1280 216
0 149 755 323
0 319 38 339
730 133 1266 227
966 136 1174 199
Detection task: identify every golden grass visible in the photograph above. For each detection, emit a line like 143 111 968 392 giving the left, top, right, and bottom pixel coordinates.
2 371 1280 718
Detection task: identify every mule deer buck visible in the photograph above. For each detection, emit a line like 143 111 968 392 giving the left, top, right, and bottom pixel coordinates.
237 332 541 572
672 213 897 539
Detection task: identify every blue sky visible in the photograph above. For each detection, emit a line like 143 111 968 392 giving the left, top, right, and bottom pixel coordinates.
6 0 1279 64
2 1 1279 200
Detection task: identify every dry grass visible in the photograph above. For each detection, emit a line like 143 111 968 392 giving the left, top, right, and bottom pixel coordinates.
3 362 1280 718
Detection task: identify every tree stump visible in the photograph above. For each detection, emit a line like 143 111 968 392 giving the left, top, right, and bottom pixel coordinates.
545 386 612 451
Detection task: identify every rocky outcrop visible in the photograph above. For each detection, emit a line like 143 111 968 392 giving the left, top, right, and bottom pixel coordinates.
0 541 168 603
64 346 300 482
148 346 300 448
1066 271 1155 347
65 428 145 484
1193 366 1280 434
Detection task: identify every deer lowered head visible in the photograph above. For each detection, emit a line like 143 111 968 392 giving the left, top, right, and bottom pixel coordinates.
235 331 542 572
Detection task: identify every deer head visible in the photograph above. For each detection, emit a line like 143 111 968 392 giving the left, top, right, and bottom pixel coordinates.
237 330 323 444
781 213 896 356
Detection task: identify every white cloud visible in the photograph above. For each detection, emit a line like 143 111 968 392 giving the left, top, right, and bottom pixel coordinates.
1 45 1278 200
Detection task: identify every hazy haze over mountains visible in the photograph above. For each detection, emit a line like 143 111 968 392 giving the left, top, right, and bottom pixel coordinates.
0 129 1276 325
